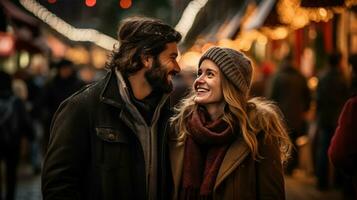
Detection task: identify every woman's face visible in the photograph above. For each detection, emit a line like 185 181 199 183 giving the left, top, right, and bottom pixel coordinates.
193 59 224 106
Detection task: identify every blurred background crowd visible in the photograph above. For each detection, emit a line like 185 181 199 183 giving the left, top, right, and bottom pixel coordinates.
1 0 357 199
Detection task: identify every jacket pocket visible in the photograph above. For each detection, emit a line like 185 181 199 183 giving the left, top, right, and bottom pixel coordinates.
95 127 130 169
95 128 129 143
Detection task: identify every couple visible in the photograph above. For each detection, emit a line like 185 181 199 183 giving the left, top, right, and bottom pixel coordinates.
42 16 291 200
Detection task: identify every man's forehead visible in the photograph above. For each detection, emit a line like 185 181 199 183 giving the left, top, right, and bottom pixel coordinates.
164 42 178 54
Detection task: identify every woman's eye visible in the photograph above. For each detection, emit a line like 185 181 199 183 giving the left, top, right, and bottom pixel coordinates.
207 72 214 77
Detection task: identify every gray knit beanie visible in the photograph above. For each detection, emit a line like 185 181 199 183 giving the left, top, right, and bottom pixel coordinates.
199 47 252 95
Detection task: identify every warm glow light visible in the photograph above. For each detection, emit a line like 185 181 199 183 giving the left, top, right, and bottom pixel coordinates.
274 27 288 40
0 33 15 56
318 8 327 18
257 35 268 45
91 46 108 69
19 51 30 68
120 0 132 9
260 27 289 40
254 39 266 60
46 35 67 58
201 43 214 53
179 51 201 72
48 0 56 3
85 0 96 7
65 46 90 64
346 0 357 7
277 0 334 29
308 76 318 90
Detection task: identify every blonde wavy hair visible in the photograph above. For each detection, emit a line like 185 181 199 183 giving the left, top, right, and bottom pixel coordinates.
170 71 292 163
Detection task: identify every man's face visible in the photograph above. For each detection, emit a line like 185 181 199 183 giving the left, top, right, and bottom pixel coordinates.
145 42 180 93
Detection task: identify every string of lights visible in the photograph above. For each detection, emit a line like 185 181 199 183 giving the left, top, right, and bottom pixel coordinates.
175 0 209 42
19 0 208 49
19 0 118 51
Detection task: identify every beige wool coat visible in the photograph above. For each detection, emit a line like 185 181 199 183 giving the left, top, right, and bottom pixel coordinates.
169 132 286 200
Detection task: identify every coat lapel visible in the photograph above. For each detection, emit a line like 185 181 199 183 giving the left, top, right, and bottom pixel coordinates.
214 137 250 190
169 136 251 197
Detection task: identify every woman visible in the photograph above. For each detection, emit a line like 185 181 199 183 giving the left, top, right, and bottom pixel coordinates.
169 47 292 200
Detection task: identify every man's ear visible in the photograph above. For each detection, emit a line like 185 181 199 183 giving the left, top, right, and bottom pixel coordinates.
141 54 153 69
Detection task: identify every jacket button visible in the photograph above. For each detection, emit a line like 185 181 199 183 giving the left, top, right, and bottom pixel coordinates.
108 133 115 140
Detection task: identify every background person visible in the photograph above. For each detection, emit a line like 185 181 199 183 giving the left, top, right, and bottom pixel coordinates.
0 71 34 200
267 53 311 175
328 54 357 200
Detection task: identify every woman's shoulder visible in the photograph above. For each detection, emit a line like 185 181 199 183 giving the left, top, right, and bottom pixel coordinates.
248 97 284 129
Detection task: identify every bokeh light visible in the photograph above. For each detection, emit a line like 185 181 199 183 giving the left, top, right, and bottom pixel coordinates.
120 0 132 9
48 0 57 3
85 0 96 7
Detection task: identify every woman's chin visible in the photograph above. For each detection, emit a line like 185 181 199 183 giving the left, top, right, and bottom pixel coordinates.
194 97 207 105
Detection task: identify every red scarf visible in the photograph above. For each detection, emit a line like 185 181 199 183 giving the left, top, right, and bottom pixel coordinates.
180 107 235 200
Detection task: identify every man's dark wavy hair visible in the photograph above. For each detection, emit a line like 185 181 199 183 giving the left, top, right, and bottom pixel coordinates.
106 16 182 76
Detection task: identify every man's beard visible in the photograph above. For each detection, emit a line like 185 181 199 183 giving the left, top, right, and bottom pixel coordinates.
145 57 173 93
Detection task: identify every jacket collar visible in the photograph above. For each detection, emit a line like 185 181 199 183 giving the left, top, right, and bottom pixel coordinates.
99 69 124 109
169 135 250 198
214 136 250 189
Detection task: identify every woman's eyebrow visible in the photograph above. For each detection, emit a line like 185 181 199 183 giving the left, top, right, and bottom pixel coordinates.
205 68 218 73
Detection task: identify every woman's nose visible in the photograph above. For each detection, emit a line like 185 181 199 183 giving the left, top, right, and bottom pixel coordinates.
195 74 205 83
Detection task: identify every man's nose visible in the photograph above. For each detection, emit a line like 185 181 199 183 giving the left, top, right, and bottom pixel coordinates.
174 62 181 73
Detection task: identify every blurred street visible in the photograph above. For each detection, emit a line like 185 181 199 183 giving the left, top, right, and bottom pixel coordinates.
3 139 345 200
13 141 344 200
15 164 41 200
285 172 342 200
12 165 343 200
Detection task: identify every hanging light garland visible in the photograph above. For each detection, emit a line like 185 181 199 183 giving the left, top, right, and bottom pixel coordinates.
277 0 357 30
345 0 357 7
277 0 334 30
19 0 118 50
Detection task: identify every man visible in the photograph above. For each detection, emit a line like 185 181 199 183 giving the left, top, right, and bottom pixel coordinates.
267 53 311 175
42 59 85 152
328 54 357 199
41 17 182 200
315 52 348 190
0 71 34 200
